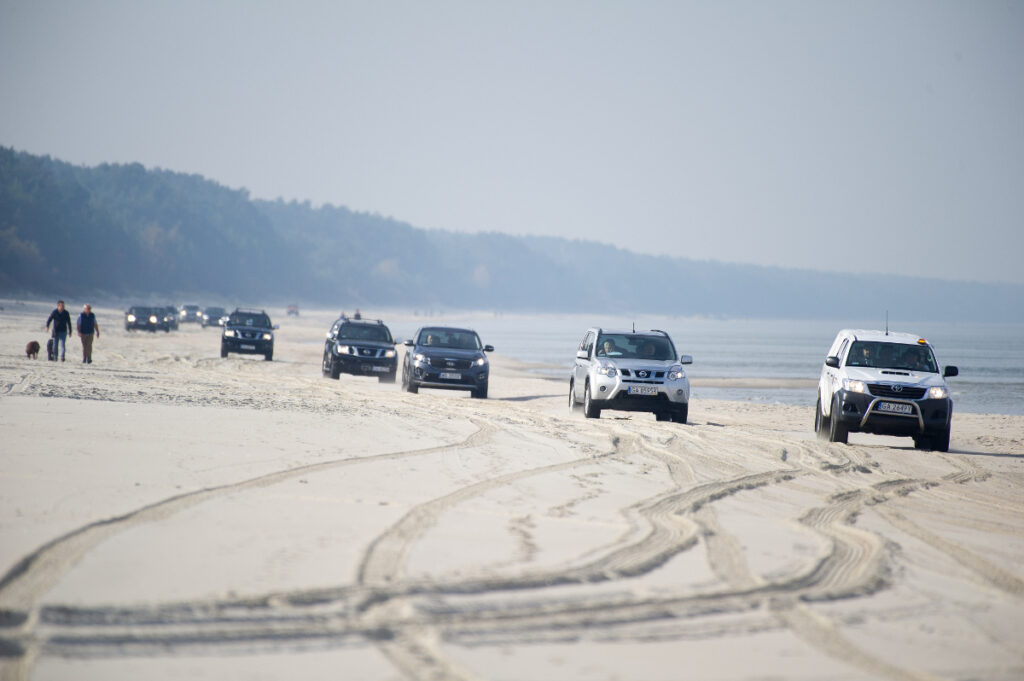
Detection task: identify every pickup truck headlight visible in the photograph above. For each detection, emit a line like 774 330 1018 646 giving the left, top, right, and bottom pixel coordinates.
126 314 136 322
413 352 426 363
223 329 235 338
262 332 273 341
928 386 949 399
384 349 396 358
843 379 867 393
474 356 487 366
336 344 351 355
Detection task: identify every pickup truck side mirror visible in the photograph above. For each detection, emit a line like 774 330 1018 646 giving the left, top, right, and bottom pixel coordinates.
404 339 414 347
943 365 959 377
273 324 280 330
483 345 494 352
825 356 840 368
679 354 693 365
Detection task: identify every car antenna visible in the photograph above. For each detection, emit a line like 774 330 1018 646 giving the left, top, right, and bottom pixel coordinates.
885 310 889 336
632 321 636 333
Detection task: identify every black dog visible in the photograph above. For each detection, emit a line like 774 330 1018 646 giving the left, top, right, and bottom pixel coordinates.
26 340 41 359
46 338 55 361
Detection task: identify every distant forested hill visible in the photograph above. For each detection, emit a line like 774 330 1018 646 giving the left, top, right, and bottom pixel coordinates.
2 147 1020 322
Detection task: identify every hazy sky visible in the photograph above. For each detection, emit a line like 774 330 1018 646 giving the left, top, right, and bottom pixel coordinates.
3 1 1022 284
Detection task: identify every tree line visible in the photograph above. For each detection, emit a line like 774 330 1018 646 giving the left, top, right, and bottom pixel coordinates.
2 146 1020 322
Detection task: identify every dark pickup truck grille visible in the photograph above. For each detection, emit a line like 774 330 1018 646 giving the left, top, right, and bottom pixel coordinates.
869 384 926 400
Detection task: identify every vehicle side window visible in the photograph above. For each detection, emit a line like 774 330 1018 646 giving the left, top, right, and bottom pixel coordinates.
837 339 849 366
583 332 595 357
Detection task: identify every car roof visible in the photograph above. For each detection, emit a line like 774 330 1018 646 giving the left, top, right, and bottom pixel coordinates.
593 328 670 337
840 329 931 345
417 326 478 333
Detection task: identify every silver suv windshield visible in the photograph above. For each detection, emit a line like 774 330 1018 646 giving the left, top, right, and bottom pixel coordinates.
596 334 675 361
847 341 937 372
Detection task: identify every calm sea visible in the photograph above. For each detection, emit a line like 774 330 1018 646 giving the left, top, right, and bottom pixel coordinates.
388 313 1024 416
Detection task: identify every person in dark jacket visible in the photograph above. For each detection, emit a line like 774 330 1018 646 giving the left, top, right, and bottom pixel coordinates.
45 300 72 361
76 303 100 363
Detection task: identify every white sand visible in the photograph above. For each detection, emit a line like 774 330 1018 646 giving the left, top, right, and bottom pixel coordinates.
1 299 1022 681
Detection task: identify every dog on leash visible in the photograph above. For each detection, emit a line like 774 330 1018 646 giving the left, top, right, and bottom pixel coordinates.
26 340 41 359
46 338 55 360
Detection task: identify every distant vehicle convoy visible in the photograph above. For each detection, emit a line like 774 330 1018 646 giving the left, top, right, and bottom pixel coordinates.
569 327 692 423
121 309 965 441
815 329 958 451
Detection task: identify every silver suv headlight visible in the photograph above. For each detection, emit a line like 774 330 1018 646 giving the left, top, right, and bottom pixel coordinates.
668 365 685 380
596 362 618 377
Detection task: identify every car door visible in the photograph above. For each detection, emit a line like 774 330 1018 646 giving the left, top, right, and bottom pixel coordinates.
574 331 596 399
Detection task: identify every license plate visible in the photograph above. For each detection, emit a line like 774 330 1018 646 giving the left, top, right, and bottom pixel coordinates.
372 366 390 372
241 344 256 350
440 372 462 380
628 385 658 396
877 401 913 415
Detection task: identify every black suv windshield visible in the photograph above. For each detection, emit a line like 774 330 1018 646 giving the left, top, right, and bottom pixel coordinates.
339 323 392 343
228 313 271 328
417 328 482 350
847 341 937 372
596 334 675 361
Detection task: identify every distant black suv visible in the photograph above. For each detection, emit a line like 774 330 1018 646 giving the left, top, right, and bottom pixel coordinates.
125 306 170 332
322 317 398 382
221 309 275 360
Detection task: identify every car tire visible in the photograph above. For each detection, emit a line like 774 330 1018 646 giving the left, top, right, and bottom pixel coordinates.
379 371 396 384
655 412 670 422
568 381 580 411
220 344 228 359
472 384 488 399
828 395 848 444
929 427 950 452
403 369 419 394
264 350 273 361
814 395 828 440
673 404 688 424
583 383 601 419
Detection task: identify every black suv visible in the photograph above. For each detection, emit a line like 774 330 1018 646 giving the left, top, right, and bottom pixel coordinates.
221 309 276 360
402 326 493 398
322 317 398 382
125 306 170 332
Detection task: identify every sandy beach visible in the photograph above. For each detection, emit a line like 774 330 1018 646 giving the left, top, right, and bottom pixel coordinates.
1 299 1022 681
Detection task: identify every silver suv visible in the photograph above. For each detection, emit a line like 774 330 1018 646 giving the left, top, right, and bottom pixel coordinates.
569 328 693 422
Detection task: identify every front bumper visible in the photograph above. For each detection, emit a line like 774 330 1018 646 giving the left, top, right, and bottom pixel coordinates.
834 389 952 435
223 336 273 355
412 363 488 390
334 353 397 376
588 372 690 411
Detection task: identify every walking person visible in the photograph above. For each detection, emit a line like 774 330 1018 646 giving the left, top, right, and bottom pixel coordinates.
45 300 72 361
77 303 100 363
